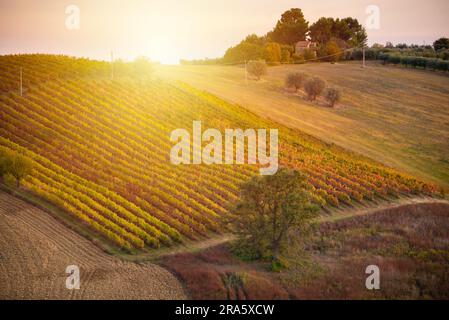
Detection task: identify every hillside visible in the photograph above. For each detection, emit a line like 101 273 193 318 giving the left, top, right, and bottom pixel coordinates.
0 55 437 250
157 62 449 188
163 201 449 300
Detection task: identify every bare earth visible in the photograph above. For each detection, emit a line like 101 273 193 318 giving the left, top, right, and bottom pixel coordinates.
0 191 187 300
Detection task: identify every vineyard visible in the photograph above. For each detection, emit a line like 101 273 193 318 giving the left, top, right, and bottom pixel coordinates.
0 55 437 250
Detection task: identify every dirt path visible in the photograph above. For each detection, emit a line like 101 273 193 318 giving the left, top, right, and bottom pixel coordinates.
0 190 187 300
143 196 449 260
317 196 449 223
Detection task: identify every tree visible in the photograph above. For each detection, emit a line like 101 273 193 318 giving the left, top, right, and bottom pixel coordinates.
263 42 282 64
303 48 316 60
309 17 366 48
285 72 307 92
280 45 293 63
247 60 267 80
0 151 33 187
309 17 335 44
304 76 326 100
325 40 341 63
269 8 309 46
323 87 341 107
132 56 154 77
227 168 318 265
223 34 266 63
433 38 449 51
351 27 368 48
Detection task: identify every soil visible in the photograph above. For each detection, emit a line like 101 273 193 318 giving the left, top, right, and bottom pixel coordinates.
0 191 187 300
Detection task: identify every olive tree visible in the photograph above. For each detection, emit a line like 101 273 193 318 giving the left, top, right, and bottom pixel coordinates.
285 72 307 92
226 168 318 267
247 60 267 80
304 76 326 101
323 87 341 107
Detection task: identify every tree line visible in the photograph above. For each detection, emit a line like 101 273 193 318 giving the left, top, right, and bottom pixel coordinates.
182 8 368 65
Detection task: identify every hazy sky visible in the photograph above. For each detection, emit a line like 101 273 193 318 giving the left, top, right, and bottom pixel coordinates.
1 0 448 64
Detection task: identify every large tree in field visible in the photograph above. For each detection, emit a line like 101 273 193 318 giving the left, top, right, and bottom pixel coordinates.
269 8 308 46
227 168 318 265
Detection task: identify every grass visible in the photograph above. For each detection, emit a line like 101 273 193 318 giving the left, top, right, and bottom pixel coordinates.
162 201 449 299
157 61 449 188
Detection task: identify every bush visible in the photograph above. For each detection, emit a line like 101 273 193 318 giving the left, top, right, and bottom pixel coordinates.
303 48 316 61
437 60 449 72
2 173 17 189
304 76 326 101
285 72 307 92
325 40 341 63
379 53 449 72
387 54 401 65
247 60 267 80
438 49 449 61
323 87 341 107
0 151 33 187
292 53 305 64
263 42 282 65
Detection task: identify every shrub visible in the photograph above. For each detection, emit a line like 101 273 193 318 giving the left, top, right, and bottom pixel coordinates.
323 87 341 107
304 76 326 101
387 54 401 65
247 60 267 80
436 60 449 72
285 72 307 92
280 46 292 63
378 53 449 72
303 48 316 61
438 49 449 61
325 40 341 63
3 173 17 189
0 151 33 187
292 53 305 64
378 53 389 64
263 42 282 65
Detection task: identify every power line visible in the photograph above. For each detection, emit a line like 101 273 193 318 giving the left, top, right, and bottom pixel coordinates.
202 46 358 67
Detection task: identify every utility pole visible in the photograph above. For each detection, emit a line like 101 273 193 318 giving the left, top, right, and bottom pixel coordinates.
362 47 366 68
20 67 23 96
110 51 114 80
244 59 248 86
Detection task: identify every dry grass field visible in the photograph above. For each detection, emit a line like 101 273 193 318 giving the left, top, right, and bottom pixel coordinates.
0 190 186 300
158 62 449 188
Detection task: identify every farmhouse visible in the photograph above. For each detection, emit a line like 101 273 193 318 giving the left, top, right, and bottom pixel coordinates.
295 40 318 56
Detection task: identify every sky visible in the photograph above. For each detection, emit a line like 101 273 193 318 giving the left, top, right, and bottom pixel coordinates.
0 0 448 64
